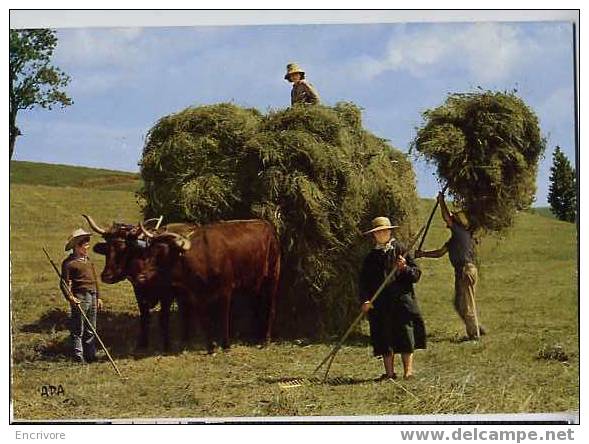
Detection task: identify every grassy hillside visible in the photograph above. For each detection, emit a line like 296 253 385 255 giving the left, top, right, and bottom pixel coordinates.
526 207 557 220
10 161 578 420
10 160 141 192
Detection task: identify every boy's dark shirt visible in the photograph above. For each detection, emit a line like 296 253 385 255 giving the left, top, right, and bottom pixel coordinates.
60 254 99 298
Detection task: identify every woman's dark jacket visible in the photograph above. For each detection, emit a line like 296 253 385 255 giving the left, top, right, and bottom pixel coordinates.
358 240 426 355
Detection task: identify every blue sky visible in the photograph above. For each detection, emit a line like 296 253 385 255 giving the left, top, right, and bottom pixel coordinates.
13 21 576 205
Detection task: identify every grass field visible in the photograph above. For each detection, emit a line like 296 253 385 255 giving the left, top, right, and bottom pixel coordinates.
9 161 578 421
526 207 557 220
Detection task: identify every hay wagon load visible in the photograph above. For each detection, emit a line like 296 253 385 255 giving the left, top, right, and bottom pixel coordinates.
138 102 420 337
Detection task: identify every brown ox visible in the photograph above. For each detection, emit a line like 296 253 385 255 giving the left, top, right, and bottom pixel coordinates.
139 219 281 353
83 215 187 350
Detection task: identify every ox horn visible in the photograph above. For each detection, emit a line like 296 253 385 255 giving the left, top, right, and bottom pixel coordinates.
82 214 107 235
160 232 191 251
139 221 155 239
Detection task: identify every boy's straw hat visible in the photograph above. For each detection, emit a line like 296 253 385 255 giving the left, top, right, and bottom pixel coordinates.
362 216 399 235
65 228 92 251
284 62 305 80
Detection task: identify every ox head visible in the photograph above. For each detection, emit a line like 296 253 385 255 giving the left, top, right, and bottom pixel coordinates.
130 222 193 286
83 214 193 288
83 214 148 284
139 222 192 251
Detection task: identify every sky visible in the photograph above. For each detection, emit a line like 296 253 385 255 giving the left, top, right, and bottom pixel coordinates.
13 20 577 206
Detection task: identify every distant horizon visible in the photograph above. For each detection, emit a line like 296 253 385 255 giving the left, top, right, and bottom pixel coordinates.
10 159 561 210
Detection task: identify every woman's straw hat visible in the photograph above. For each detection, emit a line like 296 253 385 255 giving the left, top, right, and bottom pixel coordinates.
362 216 399 235
284 62 305 80
65 228 92 251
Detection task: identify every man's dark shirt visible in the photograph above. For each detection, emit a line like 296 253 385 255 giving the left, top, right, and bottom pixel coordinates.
445 223 475 271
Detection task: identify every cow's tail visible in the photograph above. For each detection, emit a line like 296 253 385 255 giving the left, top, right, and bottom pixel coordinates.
262 225 281 342
262 222 279 279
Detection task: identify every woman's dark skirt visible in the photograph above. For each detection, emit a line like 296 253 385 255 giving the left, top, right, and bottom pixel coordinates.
368 292 426 356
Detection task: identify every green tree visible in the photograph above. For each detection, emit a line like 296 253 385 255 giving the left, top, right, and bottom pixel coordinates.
9 29 72 159
548 146 577 223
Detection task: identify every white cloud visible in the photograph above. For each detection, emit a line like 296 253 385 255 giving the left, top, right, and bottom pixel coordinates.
535 86 576 151
55 28 145 68
53 26 242 95
460 24 534 81
51 28 146 95
357 23 541 82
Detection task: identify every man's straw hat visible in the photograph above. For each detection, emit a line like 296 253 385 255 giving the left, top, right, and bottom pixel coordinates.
451 210 470 229
284 62 305 80
65 228 92 251
362 216 399 235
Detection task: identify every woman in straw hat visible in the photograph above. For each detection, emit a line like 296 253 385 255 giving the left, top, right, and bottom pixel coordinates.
60 228 103 363
359 216 426 380
284 62 320 106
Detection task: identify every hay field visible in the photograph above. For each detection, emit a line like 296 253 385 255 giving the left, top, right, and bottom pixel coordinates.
10 161 578 420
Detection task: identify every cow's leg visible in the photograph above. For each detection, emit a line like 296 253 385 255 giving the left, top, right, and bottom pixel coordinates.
253 291 268 345
176 291 192 344
137 302 151 349
219 288 233 351
197 299 216 354
256 285 276 346
159 294 172 351
136 295 151 349
257 260 280 346
265 273 279 344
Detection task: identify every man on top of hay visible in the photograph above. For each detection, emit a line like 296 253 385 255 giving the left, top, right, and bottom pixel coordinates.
415 193 486 341
60 228 103 363
359 216 426 380
284 62 320 106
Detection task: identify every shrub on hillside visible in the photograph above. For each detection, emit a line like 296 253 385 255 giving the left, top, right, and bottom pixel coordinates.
138 102 419 337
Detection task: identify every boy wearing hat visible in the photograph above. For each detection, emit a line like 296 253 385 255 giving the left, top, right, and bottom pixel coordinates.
60 228 103 363
359 216 426 380
415 192 486 340
284 62 320 106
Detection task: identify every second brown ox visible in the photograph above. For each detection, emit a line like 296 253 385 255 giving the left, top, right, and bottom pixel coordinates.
85 216 281 353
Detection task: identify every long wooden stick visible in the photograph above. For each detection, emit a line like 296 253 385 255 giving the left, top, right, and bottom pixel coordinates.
43 247 123 378
416 183 449 252
313 224 426 382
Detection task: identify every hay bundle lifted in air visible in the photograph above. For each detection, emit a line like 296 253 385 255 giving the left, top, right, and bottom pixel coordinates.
412 90 546 234
139 102 419 337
